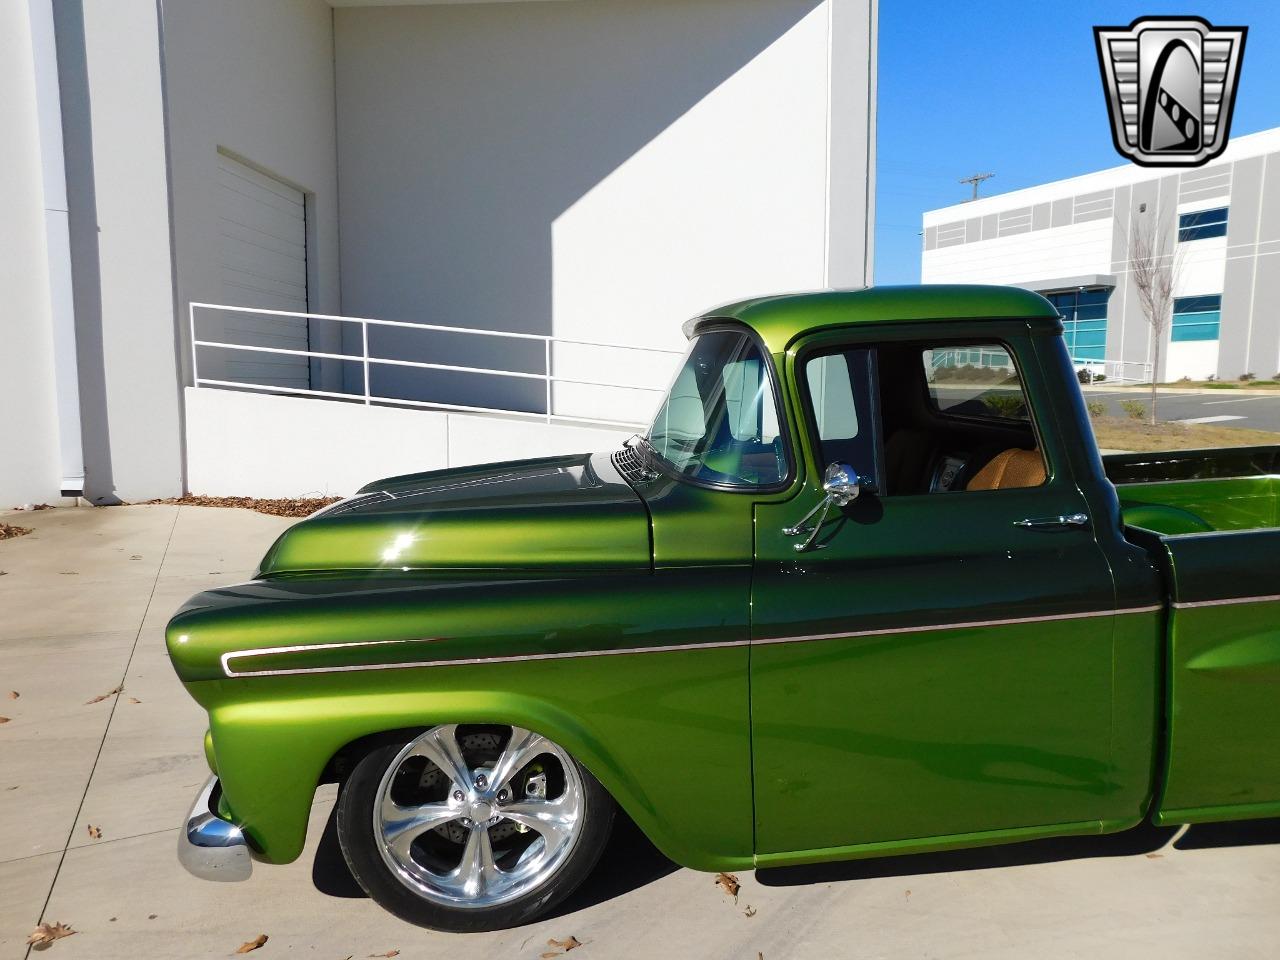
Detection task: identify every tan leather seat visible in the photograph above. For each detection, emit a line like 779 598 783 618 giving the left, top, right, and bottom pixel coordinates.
966 448 1046 491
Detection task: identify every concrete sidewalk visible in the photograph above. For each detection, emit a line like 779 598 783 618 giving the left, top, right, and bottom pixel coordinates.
2 505 1279 959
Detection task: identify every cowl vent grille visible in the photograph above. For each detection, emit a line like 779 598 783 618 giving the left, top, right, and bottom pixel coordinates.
612 445 656 483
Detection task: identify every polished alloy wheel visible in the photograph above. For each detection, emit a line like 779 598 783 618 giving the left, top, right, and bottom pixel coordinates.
373 724 585 909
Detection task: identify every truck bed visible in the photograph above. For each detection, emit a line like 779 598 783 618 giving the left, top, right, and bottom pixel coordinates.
1104 445 1280 825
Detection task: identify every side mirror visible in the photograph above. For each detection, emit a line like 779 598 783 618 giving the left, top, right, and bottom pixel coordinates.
822 462 861 506
784 462 866 552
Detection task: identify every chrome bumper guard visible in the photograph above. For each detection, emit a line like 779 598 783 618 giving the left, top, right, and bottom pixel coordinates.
178 776 253 882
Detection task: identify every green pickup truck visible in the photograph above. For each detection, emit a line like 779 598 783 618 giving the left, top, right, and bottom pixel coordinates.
169 286 1280 931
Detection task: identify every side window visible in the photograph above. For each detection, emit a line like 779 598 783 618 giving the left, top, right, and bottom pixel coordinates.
801 348 880 487
923 345 1030 422
802 339 1047 498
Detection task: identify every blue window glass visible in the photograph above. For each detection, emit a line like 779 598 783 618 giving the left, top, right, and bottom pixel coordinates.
1046 287 1112 361
1172 295 1222 342
1178 207 1228 242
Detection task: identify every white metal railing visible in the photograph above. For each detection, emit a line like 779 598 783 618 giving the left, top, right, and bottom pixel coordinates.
188 302 684 429
1072 357 1154 384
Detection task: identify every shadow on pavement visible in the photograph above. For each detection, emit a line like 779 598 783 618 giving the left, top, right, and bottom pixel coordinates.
312 802 679 908
545 812 679 919
758 817 1280 887
757 821 1181 887
1176 817 1280 850
313 804 364 899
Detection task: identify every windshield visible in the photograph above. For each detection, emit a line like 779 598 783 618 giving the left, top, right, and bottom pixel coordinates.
644 331 787 488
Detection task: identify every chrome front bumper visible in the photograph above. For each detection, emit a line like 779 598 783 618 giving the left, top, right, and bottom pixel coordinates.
178 776 253 882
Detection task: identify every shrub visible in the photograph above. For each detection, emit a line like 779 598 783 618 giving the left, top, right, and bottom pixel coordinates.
1240 372 1256 382
981 394 1027 419
1086 400 1106 418
1120 399 1147 420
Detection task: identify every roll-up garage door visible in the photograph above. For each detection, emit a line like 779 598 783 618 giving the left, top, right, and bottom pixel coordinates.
217 153 310 388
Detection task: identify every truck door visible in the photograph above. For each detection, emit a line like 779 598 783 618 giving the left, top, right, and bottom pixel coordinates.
750 326 1126 858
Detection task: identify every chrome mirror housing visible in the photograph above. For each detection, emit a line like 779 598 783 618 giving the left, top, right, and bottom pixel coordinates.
783 462 863 552
822 462 861 506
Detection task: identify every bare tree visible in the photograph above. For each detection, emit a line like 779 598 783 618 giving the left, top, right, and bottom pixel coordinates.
1129 210 1183 425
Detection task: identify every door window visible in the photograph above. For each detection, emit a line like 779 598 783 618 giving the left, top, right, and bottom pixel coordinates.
802 340 1047 496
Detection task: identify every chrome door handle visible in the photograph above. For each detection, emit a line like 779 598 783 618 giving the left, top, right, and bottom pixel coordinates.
1013 512 1090 530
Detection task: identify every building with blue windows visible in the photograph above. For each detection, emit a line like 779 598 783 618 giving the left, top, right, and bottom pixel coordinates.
920 127 1280 383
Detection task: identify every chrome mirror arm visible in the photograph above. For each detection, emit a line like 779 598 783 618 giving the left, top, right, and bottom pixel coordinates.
784 495 835 552
781 462 864 553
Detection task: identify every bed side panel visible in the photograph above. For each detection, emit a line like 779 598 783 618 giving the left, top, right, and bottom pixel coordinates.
1156 530 1280 823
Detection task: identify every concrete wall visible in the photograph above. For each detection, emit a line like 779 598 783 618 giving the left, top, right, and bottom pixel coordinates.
333 0 875 424
54 0 182 501
0 1 64 505
185 388 631 498
159 0 343 388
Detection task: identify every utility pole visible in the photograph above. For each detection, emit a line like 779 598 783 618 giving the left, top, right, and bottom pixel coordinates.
959 172 995 201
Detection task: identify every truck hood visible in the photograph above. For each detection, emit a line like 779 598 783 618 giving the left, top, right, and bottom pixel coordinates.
257 451 650 574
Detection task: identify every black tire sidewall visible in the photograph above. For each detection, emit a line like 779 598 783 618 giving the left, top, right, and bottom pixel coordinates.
335 734 614 932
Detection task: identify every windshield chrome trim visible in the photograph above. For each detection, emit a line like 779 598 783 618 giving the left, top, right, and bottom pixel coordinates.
641 323 797 495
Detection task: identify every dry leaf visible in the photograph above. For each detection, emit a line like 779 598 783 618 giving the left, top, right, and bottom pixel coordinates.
715 872 740 901
84 686 122 705
744 905 757 917
368 953 399 959
541 936 583 957
1146 853 1164 859
147 494 340 518
905 889 911 899
147 914 157 920
27 922 76 946
235 934 268 954
129 555 142 560
127 697 142 705
86 824 102 839
0 523 32 540
0 717 10 724
7 691 17 699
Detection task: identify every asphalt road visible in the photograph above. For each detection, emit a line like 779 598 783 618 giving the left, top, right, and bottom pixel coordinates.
1084 390 1280 431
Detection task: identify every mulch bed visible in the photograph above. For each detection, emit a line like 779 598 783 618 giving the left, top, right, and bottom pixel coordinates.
147 495 341 519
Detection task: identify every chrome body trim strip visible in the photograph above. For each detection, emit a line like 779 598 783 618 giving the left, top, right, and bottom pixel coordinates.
1171 594 1280 610
218 605 1163 678
754 604 1162 648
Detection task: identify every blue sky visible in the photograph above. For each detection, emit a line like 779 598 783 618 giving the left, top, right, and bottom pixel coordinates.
874 1 1280 284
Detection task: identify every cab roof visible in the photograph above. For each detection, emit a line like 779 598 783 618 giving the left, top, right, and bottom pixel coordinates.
687 285 1061 354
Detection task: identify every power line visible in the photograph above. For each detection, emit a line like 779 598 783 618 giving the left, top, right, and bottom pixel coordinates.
959 172 995 201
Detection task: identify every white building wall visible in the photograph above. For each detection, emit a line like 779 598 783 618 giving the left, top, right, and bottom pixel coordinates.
53 0 183 501
159 0 343 389
0 1 64 505
185 388 631 499
333 0 874 424
921 220 1114 287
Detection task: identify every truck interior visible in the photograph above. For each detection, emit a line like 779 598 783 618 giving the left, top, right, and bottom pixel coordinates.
809 340 1047 495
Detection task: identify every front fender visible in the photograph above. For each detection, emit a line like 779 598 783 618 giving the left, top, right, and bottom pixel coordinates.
177 569 754 872
198 646 751 871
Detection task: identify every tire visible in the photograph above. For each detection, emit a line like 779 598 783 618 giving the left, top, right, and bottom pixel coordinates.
336 724 614 932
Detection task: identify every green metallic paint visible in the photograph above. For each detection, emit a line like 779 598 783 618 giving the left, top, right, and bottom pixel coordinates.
754 816 1145 870
167 287 1280 884
699 285 1060 355
257 453 649 575
209 648 752 870
749 323 1145 854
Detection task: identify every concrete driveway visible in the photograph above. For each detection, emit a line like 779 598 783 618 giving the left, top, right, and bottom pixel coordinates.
2 505 1279 959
